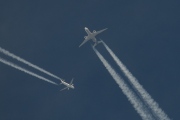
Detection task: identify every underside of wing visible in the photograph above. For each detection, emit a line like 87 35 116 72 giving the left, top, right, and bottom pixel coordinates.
70 78 74 84
94 28 108 36
79 38 90 47
60 87 68 91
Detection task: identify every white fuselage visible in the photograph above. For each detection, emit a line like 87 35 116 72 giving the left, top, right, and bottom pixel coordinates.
61 80 74 89
84 27 97 43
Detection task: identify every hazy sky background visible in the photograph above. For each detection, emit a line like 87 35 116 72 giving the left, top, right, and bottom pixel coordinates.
0 0 180 120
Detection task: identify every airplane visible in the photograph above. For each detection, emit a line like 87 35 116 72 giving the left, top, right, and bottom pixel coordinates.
59 78 74 91
79 27 107 47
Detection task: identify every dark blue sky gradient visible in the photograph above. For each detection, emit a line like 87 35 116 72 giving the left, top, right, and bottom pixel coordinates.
0 0 180 120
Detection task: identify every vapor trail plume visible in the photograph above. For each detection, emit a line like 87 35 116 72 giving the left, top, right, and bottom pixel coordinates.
0 57 57 85
0 47 62 80
93 47 153 120
102 41 170 120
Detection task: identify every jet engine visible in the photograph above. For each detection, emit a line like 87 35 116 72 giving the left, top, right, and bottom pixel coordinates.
84 36 87 39
93 30 96 33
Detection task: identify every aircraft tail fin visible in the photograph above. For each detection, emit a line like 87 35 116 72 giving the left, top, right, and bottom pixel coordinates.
59 79 64 85
93 39 103 47
99 39 103 43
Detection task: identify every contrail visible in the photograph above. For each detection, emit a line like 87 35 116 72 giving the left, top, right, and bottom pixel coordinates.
93 47 153 120
0 47 62 80
0 57 58 85
102 41 170 120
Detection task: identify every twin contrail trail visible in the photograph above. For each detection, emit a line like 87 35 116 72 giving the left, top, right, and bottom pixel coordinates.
0 47 62 80
102 41 170 120
0 57 57 85
93 47 153 120
0 41 170 119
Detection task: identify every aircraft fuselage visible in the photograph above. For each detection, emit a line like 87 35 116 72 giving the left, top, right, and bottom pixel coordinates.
61 80 74 89
79 27 107 47
84 27 97 42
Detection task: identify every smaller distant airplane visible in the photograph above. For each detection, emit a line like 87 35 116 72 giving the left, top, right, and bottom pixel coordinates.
59 78 74 91
79 27 107 47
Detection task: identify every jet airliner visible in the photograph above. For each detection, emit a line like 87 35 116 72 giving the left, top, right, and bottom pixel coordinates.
59 78 74 91
79 27 107 47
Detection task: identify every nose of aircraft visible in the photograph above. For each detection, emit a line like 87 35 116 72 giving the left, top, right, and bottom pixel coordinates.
85 27 87 29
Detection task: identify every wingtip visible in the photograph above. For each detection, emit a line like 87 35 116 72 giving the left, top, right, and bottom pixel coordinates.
79 44 83 48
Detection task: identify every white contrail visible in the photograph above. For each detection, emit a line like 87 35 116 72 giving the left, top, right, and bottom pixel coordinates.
102 41 170 120
93 47 153 120
0 57 58 85
0 47 62 80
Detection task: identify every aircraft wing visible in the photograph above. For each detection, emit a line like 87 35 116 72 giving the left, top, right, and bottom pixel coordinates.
79 38 90 47
70 78 74 84
94 28 108 36
60 87 68 91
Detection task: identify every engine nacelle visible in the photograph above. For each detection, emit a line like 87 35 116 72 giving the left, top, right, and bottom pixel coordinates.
93 30 96 33
84 36 87 39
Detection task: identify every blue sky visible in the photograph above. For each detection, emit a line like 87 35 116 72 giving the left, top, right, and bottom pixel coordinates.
0 0 180 120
